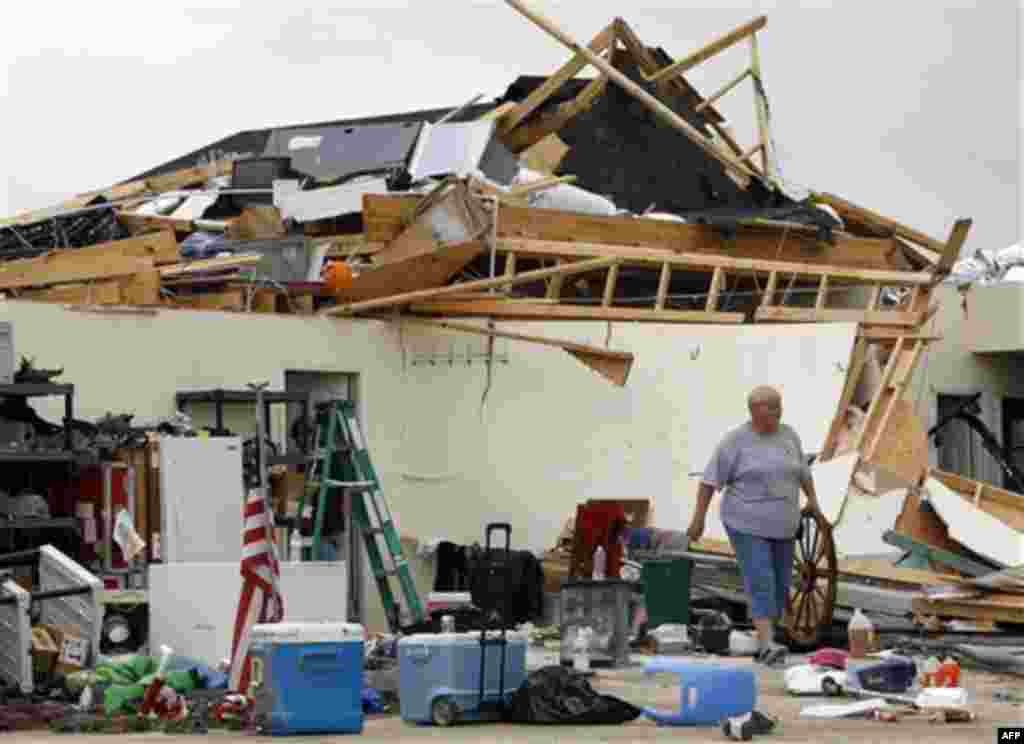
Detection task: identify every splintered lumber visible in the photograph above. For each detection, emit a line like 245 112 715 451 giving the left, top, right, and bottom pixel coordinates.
408 299 745 323
1 160 234 227
503 0 757 186
363 195 916 272
815 193 947 254
372 314 635 386
646 16 767 83
21 280 123 305
0 233 171 290
372 181 490 267
911 593 1024 624
324 256 618 316
119 269 162 305
331 240 484 303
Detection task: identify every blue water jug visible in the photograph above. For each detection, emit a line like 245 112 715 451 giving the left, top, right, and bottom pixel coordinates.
641 658 756 726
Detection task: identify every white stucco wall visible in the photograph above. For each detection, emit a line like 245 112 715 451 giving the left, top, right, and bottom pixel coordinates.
0 300 857 554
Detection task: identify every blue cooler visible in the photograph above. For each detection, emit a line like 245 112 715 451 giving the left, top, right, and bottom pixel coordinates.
398 631 527 725
248 622 364 735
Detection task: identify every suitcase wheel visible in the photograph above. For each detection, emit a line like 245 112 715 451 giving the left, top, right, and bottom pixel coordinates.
431 695 459 727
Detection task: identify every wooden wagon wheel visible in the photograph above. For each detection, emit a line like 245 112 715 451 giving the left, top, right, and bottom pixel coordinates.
782 508 837 648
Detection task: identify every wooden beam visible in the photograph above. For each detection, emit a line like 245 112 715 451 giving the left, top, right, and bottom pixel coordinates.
816 193 946 254
696 68 752 113
749 31 772 176
755 307 926 326
602 263 619 307
645 16 768 83
931 218 973 282
407 299 745 323
507 175 577 197
820 336 869 460
159 254 261 278
371 314 634 386
364 195 915 272
504 0 757 185
815 274 830 310
655 263 672 310
760 271 778 307
545 259 565 299
324 256 618 315
118 211 226 236
705 267 724 311
499 23 615 133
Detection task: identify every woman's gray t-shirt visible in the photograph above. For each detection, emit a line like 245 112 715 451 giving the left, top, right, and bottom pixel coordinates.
701 422 810 539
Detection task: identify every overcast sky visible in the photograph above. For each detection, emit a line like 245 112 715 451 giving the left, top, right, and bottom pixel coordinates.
1 1 1019 253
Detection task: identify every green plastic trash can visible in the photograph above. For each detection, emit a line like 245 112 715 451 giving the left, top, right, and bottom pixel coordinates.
641 558 692 627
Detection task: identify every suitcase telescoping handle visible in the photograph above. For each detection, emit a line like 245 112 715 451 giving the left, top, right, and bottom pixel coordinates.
485 522 511 554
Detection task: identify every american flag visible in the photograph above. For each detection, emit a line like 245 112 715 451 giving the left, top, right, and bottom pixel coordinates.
228 487 284 694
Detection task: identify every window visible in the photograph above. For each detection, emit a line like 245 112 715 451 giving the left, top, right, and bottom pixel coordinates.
935 394 980 479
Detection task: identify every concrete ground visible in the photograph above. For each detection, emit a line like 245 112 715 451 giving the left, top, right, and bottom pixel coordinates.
5 653 1023 742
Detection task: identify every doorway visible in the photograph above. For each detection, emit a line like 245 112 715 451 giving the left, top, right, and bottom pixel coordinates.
284 370 358 452
1002 397 1024 491
935 393 980 479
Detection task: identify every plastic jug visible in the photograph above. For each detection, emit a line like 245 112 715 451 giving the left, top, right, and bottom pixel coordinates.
847 608 875 659
592 546 606 580
641 658 756 726
920 656 940 687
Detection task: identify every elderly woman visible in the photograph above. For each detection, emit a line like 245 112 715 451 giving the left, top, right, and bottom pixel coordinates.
686 385 822 665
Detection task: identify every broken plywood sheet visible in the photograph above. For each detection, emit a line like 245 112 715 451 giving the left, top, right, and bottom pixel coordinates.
687 322 858 473
925 476 1021 568
276 177 389 223
813 452 859 525
832 486 908 558
373 181 490 267
332 240 483 303
931 469 1024 532
860 397 930 486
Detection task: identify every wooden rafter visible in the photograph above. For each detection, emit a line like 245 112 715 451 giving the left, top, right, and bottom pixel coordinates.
644 16 767 83
407 299 745 323
504 0 757 186
815 192 947 254
363 195 919 272
931 218 973 283
370 314 635 386
498 22 616 134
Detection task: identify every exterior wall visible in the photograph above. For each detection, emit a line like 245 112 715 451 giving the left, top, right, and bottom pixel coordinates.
910 284 1024 485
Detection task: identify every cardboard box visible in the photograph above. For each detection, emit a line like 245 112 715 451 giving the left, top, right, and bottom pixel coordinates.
271 468 306 515
30 627 58 676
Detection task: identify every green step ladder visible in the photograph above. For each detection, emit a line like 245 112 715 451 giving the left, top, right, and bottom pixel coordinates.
296 399 425 633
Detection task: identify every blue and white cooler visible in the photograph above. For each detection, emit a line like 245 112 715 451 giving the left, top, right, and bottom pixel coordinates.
398 630 527 726
248 622 364 735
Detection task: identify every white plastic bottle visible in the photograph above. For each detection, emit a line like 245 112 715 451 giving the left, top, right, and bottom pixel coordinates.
290 531 303 563
592 545 606 581
573 627 591 673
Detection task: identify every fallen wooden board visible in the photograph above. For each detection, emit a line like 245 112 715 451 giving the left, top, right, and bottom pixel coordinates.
371 315 634 386
912 593 1024 624
520 133 570 173
325 256 618 315
332 241 484 303
21 280 123 305
932 218 973 282
363 195 914 272
159 254 261 278
407 299 745 323
645 15 767 83
931 470 1024 533
925 476 1021 568
755 307 925 326
225 206 286 240
0 243 158 291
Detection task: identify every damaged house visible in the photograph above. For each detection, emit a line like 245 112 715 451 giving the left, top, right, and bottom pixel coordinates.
0 5 1016 705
